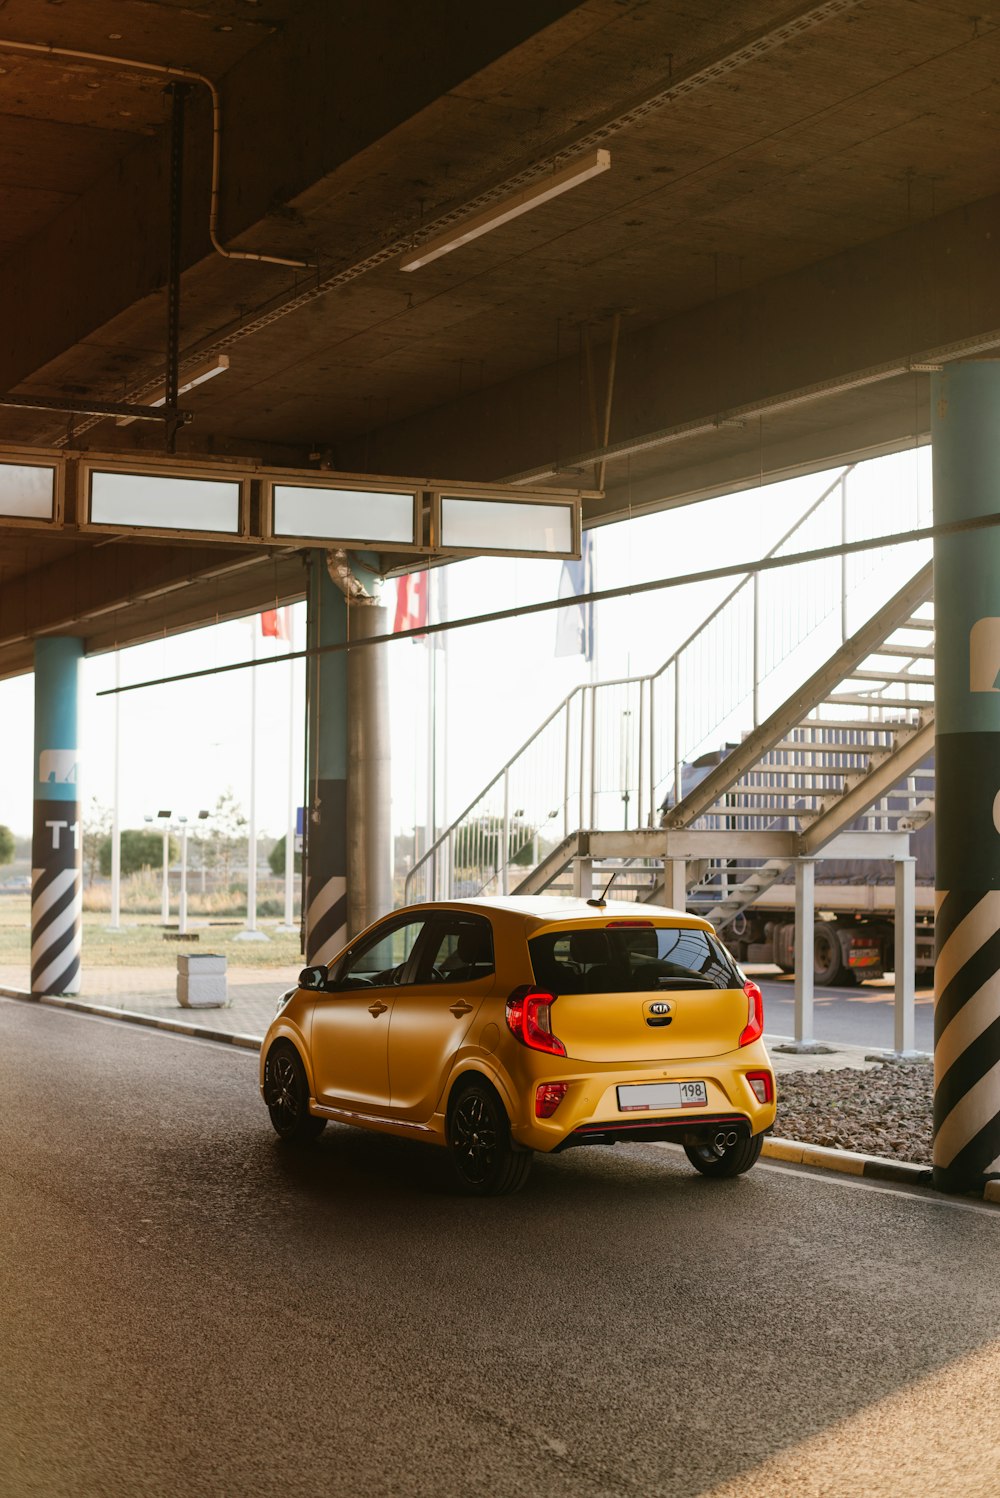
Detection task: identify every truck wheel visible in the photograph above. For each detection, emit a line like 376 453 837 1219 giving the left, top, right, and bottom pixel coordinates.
814 923 849 987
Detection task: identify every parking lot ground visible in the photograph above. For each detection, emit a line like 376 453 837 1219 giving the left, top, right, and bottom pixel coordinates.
1 996 998 1498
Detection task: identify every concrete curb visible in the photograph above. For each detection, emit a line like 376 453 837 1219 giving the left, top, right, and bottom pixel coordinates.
764 1135 932 1186
0 986 262 1051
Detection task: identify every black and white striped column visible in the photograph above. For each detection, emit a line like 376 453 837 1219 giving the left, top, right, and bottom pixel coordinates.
931 364 1000 1194
305 554 349 967
31 638 83 997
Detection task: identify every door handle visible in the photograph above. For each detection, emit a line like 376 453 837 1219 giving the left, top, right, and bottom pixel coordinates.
449 1001 473 1017
368 1000 389 1017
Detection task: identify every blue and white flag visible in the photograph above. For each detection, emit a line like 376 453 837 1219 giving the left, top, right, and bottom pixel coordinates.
555 530 594 661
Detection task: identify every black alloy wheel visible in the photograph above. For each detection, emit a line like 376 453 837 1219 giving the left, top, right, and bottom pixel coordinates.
683 1131 764 1178
447 1079 532 1196
263 1042 327 1144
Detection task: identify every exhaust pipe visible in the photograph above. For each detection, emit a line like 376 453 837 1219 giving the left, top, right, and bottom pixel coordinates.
712 1129 741 1156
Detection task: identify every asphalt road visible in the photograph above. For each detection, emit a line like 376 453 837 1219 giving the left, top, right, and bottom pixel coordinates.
759 976 935 1052
2 996 998 1498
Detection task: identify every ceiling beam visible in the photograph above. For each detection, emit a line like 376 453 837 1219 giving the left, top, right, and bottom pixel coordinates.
335 190 1000 515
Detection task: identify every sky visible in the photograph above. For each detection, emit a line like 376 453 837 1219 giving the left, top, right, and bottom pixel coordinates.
0 445 932 851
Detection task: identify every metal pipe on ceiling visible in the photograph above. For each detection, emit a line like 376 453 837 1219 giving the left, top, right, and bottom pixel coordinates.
0 36 312 271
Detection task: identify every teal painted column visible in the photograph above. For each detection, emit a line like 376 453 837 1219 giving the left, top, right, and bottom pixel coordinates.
931 363 1000 1193
31 637 83 996
304 553 348 964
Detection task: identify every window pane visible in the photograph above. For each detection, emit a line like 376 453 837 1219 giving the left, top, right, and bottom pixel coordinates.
340 920 425 986
273 485 415 543
0 462 54 520
423 918 495 983
529 926 739 993
440 497 573 553
90 470 241 533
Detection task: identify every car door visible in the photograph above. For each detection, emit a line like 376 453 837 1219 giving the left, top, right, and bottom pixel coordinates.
386 913 496 1121
311 914 427 1110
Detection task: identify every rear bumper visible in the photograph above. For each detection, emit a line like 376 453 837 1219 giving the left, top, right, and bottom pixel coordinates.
505 1038 776 1152
553 1111 753 1153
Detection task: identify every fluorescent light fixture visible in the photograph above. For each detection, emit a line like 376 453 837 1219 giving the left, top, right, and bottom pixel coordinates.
400 149 611 272
116 355 230 427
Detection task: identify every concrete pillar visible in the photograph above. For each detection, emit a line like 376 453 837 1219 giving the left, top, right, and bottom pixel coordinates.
31 638 83 995
572 856 593 900
347 598 392 938
931 364 1000 1194
893 856 917 1056
793 858 816 1046
304 555 348 965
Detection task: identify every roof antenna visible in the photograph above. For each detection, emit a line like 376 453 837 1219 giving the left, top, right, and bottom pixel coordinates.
587 868 620 908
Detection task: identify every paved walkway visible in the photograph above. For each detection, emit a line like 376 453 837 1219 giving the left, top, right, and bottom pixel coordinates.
0 961 885 1071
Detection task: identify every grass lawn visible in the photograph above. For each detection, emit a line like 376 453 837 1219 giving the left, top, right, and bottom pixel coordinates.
0 895 305 970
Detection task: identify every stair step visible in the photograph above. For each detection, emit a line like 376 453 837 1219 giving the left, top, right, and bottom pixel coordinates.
875 643 935 659
793 717 922 731
826 693 932 708
846 668 935 686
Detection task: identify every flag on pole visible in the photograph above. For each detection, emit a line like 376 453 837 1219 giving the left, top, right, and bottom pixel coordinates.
555 531 595 661
394 571 428 641
261 607 291 640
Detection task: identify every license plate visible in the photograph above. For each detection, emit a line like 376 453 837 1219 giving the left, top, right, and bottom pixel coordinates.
617 1081 708 1112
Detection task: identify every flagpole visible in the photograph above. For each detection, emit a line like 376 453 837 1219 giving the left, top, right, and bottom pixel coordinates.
107 648 122 930
427 569 437 898
237 617 268 940
279 610 296 931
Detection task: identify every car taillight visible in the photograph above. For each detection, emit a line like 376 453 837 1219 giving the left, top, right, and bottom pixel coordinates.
505 986 567 1057
745 1069 774 1104
738 978 764 1047
535 1082 569 1118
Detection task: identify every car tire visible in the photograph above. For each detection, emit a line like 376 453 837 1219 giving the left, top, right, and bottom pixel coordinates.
683 1130 764 1178
263 1041 327 1144
447 1078 532 1196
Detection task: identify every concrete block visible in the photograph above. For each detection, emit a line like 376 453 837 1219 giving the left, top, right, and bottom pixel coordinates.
177 953 228 1008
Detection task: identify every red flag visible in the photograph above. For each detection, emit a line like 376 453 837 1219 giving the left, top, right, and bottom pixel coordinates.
260 608 290 640
394 572 427 641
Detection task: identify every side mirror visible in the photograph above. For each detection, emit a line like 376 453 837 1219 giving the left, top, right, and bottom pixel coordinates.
298 965 330 991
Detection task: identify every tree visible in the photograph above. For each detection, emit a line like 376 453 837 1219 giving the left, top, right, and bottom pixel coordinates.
268 834 302 876
0 824 14 866
201 789 247 888
82 798 111 887
99 828 178 878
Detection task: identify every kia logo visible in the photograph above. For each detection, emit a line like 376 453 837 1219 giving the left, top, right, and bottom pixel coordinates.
648 1000 671 1015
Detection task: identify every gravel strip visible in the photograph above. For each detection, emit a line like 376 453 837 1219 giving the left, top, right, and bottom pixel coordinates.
773 1061 933 1166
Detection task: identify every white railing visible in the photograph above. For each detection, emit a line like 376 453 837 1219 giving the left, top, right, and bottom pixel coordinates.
404 463 932 903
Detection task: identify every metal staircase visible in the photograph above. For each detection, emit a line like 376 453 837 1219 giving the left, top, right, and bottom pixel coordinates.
405 462 935 926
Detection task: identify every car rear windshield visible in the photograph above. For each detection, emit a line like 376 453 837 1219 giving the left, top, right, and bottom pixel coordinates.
528 924 742 994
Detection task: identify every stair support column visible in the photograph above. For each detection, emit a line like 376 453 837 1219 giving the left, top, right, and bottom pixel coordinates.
572 857 593 900
793 858 817 1047
893 856 918 1057
931 363 1000 1194
668 858 687 913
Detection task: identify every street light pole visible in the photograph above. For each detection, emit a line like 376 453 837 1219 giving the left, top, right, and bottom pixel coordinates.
178 817 189 935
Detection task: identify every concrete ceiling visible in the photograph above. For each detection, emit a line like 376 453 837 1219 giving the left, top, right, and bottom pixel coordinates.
1 0 999 674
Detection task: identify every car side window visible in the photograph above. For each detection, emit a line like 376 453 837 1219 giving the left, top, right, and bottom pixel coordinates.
331 918 426 990
418 916 495 984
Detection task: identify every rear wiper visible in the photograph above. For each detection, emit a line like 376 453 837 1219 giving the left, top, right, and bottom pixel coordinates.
654 975 717 990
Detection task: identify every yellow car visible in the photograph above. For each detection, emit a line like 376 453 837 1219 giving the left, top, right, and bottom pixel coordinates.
260 896 776 1195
